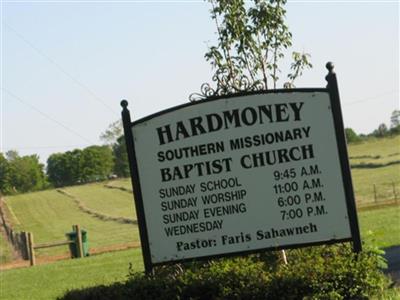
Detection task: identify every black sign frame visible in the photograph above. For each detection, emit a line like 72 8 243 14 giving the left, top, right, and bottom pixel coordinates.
121 63 362 274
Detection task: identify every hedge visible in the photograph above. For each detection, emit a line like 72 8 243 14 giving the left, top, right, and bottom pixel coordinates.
59 244 390 300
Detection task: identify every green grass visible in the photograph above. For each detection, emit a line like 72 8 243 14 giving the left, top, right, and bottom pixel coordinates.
348 136 400 205
106 178 133 191
0 248 144 300
4 190 139 257
0 233 13 264
352 165 400 204
349 135 400 164
358 205 400 249
64 183 136 220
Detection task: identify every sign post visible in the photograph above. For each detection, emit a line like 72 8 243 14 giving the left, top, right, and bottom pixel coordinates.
122 63 362 273
121 100 153 274
325 62 362 253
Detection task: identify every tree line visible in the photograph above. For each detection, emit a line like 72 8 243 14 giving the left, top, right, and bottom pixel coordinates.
0 134 129 195
345 109 400 143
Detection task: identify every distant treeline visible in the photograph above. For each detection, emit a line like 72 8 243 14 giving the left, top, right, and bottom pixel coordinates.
345 109 400 143
345 122 400 143
0 136 129 195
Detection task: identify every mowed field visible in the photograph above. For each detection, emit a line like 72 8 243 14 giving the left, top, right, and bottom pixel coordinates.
349 135 400 205
0 248 144 300
1 185 139 258
0 136 399 299
64 184 135 220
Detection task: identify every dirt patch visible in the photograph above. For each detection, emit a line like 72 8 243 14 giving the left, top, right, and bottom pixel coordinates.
0 253 71 270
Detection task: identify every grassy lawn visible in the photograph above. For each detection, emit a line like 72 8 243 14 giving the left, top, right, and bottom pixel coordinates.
352 165 400 204
349 136 400 164
0 248 144 300
64 183 136 220
358 205 400 249
4 190 139 257
348 136 400 206
107 178 133 191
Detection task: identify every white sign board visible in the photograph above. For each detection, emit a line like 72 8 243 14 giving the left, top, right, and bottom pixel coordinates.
130 91 353 264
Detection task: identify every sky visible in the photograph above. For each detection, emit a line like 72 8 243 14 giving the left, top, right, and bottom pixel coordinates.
1 0 399 164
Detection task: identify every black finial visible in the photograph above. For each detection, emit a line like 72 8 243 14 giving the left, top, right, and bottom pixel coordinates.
121 99 128 108
326 62 334 73
325 61 337 88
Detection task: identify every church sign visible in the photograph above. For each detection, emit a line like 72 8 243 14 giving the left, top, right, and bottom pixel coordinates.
121 63 361 273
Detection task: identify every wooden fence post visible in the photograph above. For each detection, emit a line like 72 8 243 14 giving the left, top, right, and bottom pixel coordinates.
373 184 377 204
22 231 29 260
75 224 83 258
24 231 30 260
27 232 36 266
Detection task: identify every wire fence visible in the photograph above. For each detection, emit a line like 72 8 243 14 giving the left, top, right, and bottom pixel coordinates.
355 181 399 209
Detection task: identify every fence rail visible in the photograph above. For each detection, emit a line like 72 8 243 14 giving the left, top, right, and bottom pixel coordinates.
34 240 74 250
26 225 85 266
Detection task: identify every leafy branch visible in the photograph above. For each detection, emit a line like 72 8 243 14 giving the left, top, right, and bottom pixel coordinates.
191 0 313 100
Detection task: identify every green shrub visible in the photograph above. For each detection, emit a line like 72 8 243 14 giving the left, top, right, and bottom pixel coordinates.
277 245 388 300
180 257 271 299
59 244 390 300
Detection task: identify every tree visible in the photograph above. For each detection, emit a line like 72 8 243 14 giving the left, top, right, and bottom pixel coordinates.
0 153 12 195
389 109 400 135
344 128 360 143
390 109 400 128
100 120 131 178
47 151 81 187
372 123 388 137
47 146 114 187
5 150 19 161
191 0 311 100
8 154 47 193
100 120 123 146
100 120 130 178
113 136 130 177
46 153 63 187
80 146 114 182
